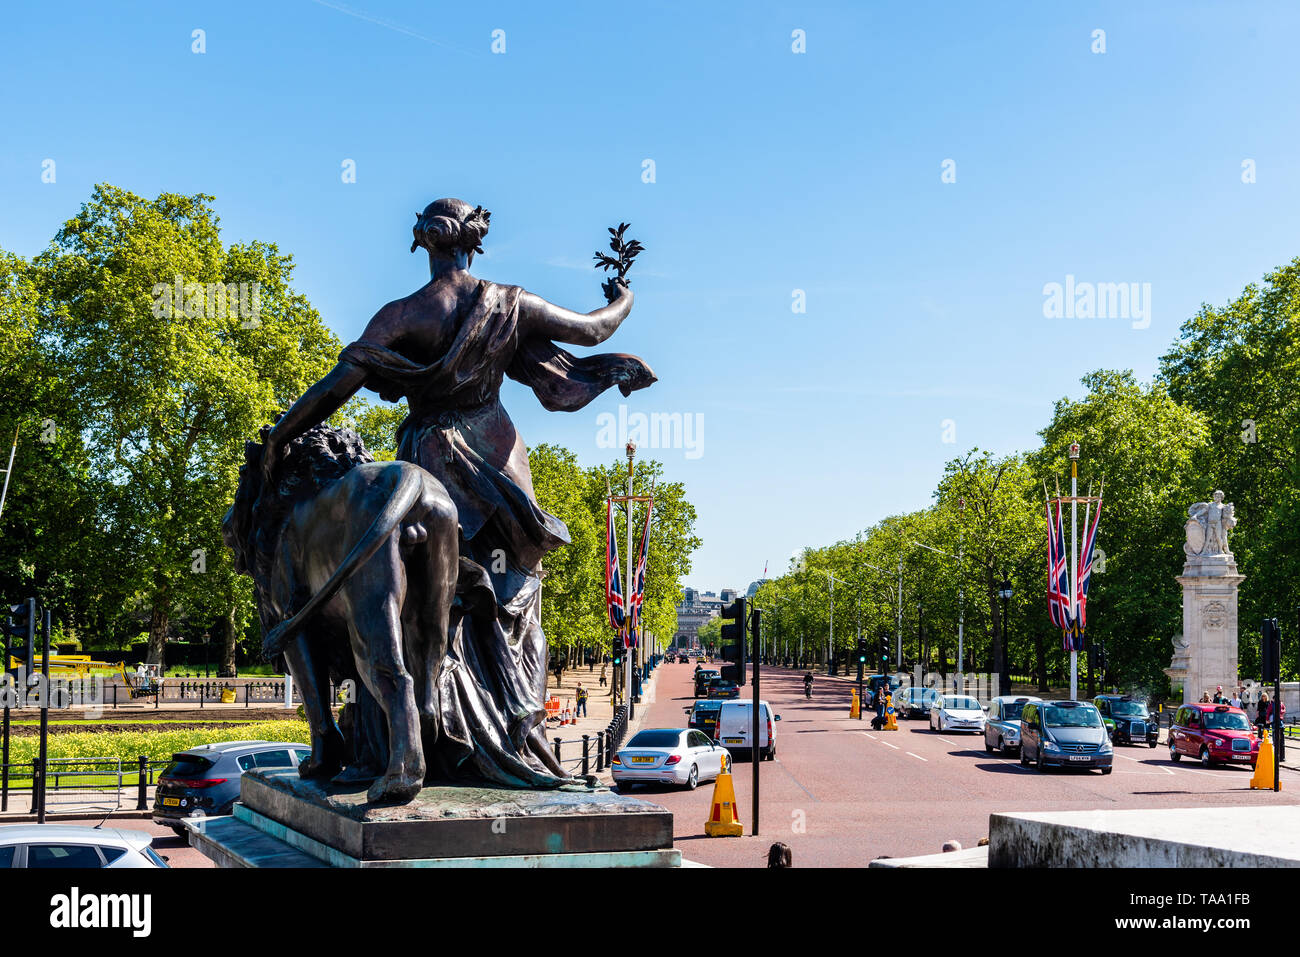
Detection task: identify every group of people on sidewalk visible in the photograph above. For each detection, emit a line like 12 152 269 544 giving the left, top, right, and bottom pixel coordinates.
1199 684 1287 735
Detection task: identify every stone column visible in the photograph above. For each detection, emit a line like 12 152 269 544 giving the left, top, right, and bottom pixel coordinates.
1168 492 1244 704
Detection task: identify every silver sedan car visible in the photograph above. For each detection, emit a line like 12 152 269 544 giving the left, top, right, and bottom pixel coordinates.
984 695 1042 754
0 824 168 868
612 728 731 791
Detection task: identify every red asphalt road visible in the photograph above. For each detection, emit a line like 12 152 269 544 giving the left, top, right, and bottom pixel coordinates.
630 661 1300 868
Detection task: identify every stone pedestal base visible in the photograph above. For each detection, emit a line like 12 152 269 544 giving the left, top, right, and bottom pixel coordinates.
190 769 679 868
1171 556 1244 705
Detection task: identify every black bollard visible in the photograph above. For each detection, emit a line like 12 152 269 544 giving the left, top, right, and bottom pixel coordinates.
137 755 148 810
553 737 562 765
596 731 605 771
582 734 590 777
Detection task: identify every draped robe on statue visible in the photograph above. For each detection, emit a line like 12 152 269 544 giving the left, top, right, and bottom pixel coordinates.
338 279 654 787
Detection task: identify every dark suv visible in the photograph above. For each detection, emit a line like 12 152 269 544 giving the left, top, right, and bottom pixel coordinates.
1094 694 1159 748
152 740 311 836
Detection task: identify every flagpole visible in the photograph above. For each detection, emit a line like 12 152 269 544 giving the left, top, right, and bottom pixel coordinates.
1068 443 1080 700
625 442 636 721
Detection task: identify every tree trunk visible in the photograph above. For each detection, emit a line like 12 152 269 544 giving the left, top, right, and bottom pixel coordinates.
147 598 169 668
986 565 1005 696
1034 626 1049 693
221 603 238 676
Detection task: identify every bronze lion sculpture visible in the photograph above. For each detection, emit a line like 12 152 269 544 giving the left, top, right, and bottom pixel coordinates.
222 424 458 803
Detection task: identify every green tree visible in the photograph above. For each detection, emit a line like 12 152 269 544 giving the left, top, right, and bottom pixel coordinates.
28 184 343 666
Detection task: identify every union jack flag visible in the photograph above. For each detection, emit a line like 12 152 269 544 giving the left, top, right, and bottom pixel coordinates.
1076 496 1102 636
1046 497 1073 638
627 493 654 649
606 499 625 632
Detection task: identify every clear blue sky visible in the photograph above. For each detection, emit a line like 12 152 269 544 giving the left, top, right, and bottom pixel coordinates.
3 1 1299 593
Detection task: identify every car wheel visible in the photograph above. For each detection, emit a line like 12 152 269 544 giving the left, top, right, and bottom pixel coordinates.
169 825 187 839
1169 745 1181 762
1036 748 1046 772
1200 746 1212 768
1019 746 1029 767
985 736 995 753
686 764 699 790
1148 739 1158 749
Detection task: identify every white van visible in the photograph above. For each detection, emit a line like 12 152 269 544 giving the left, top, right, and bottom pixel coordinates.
713 700 780 761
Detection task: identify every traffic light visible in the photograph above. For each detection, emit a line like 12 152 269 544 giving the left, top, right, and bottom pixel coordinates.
856 638 868 665
610 636 624 668
719 597 746 686
4 598 36 673
1262 618 1281 683
879 633 890 666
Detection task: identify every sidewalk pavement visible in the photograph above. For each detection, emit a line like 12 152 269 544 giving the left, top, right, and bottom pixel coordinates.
543 660 663 785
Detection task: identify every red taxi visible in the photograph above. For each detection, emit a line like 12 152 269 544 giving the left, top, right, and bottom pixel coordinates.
1168 703 1259 767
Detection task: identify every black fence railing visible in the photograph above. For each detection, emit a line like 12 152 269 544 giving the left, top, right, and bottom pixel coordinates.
0 755 172 815
4 679 347 710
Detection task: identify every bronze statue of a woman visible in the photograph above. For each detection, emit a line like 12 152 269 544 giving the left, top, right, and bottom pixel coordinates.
261 198 655 787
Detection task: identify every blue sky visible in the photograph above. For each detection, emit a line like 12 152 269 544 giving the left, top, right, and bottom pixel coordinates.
3 1 1299 593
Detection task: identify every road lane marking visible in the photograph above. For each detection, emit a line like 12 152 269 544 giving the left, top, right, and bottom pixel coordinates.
860 732 876 740
881 741 900 750
937 737 958 747
906 752 927 761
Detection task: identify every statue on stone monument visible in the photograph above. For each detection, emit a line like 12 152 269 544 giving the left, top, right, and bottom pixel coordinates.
238 199 656 796
1185 490 1237 557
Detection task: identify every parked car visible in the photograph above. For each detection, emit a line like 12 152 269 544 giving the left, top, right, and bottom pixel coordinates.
152 739 312 836
684 699 724 739
0 825 167 868
705 677 740 699
612 728 730 791
714 700 781 760
984 695 1042 754
930 694 986 733
693 669 721 697
894 686 941 719
1169 703 1259 767
1094 694 1160 748
1019 700 1113 773
866 674 903 695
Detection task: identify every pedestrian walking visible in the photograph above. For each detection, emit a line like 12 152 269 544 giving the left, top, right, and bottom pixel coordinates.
575 683 588 718
599 663 607 688
766 842 792 868
1256 692 1271 734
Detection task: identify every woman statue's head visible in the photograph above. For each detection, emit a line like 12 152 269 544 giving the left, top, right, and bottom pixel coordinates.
411 198 491 268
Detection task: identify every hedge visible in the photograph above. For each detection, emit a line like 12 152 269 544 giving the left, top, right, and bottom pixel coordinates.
4 721 312 772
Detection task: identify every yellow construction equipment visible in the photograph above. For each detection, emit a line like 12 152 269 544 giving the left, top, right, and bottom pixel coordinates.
704 767 743 837
850 688 860 719
1251 731 1277 790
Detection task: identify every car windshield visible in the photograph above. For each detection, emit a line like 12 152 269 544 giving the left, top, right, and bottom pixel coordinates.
1203 711 1251 731
628 730 682 749
1045 705 1101 728
1001 702 1027 720
1111 700 1149 716
947 697 980 711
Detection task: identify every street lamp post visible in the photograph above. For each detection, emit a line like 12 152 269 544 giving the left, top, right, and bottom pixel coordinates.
998 574 1013 697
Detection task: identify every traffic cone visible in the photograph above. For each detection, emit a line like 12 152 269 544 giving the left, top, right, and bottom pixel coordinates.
704 767 744 837
1251 731 1277 790
850 688 860 719
883 694 899 731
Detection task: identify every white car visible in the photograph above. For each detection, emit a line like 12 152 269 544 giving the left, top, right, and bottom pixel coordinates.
713 700 780 761
612 728 731 791
930 694 986 733
0 825 168 868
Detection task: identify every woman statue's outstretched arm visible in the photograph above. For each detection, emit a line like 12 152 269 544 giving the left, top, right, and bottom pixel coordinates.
262 361 369 479
517 279 634 347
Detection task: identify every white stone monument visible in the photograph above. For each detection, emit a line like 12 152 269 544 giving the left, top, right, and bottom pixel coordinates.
1166 491 1243 704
